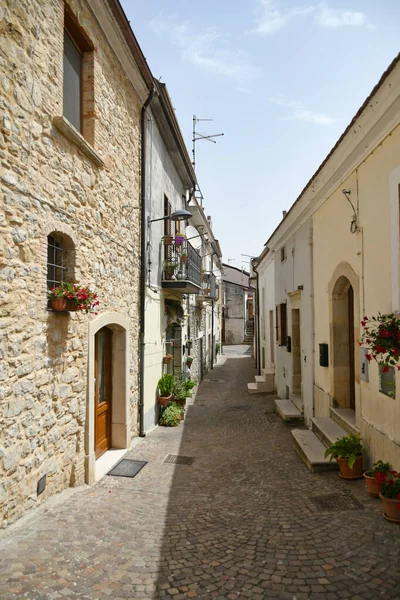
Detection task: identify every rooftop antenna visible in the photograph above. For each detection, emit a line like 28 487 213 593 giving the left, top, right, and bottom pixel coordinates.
192 116 224 207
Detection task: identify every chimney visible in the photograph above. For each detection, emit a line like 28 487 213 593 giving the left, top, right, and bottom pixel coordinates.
282 210 287 219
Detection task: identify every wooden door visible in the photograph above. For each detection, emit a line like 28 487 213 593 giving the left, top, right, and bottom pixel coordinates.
95 327 112 459
348 286 355 410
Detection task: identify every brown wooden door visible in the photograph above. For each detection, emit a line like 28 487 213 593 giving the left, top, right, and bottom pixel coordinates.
95 327 112 459
348 286 355 410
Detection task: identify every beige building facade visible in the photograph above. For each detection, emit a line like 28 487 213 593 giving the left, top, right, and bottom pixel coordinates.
0 0 153 526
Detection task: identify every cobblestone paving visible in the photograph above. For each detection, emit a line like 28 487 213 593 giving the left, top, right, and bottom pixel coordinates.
1 345 400 599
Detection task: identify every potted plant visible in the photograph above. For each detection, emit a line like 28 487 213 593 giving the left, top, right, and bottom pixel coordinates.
364 460 391 496
175 233 185 246
163 354 174 365
163 234 173 246
181 251 188 263
157 373 174 406
48 282 99 313
163 260 178 280
360 313 400 372
186 356 193 368
159 401 182 426
324 434 364 479
379 471 400 522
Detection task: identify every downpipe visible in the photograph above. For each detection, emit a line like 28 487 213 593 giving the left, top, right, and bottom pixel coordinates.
139 89 154 438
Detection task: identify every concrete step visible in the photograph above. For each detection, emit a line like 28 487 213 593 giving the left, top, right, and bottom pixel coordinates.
254 374 274 393
330 407 359 436
247 382 260 395
290 393 303 413
275 399 303 422
311 417 347 448
292 429 339 473
262 366 275 376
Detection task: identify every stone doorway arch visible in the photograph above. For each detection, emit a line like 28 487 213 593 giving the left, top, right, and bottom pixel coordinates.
85 313 130 484
328 263 359 410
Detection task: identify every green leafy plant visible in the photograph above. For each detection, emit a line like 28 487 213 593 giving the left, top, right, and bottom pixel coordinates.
324 434 363 469
163 260 178 274
48 282 99 313
360 313 400 371
158 374 174 397
216 342 221 355
365 460 391 479
159 401 182 427
380 472 400 505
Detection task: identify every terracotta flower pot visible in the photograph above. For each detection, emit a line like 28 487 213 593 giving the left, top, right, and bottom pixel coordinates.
66 300 78 312
163 235 173 246
337 455 364 479
159 394 171 407
181 255 188 263
364 472 383 496
379 493 400 523
163 356 173 364
51 297 67 311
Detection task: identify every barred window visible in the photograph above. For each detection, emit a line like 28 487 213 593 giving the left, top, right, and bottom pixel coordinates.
47 232 75 290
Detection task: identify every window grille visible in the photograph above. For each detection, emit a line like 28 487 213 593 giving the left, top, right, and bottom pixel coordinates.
47 234 66 289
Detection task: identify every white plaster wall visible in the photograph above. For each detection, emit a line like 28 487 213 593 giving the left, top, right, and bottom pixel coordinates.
257 253 275 371
273 220 314 423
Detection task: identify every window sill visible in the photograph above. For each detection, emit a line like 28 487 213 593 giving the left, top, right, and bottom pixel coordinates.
52 116 104 168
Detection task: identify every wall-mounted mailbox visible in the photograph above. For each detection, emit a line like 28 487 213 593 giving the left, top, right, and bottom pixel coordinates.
286 335 292 353
360 347 369 382
319 343 329 367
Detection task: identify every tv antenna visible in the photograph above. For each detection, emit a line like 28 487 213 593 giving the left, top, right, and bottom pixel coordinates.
192 115 224 171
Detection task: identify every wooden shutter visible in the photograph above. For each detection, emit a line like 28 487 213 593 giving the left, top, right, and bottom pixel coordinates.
276 305 280 343
280 303 287 346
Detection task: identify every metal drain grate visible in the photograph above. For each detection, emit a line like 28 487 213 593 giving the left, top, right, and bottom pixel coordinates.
204 379 225 383
229 405 252 412
312 492 364 512
164 454 195 465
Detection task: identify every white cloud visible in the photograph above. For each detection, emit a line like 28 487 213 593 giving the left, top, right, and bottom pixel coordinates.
251 0 375 36
267 96 337 126
150 13 262 84
316 3 376 29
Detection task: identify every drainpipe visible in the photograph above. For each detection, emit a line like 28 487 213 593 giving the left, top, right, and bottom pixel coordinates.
253 263 261 376
211 254 214 370
139 89 154 438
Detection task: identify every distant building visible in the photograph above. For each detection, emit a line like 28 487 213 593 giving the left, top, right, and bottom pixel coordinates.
222 264 253 345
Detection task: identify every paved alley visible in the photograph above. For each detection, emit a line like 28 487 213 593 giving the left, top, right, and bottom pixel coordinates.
1 346 400 600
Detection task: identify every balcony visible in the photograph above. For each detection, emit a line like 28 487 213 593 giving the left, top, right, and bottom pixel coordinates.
162 238 201 294
200 273 218 301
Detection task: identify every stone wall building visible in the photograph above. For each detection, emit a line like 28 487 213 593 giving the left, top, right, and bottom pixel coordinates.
222 264 251 345
0 0 153 526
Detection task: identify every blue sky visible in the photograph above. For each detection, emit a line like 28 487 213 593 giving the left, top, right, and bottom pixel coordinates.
121 0 400 269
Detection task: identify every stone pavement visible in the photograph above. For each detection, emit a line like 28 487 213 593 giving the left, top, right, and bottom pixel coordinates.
1 345 400 600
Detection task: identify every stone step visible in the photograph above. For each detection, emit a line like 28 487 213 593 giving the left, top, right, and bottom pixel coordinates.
262 366 275 376
330 407 359 436
247 382 260 395
311 417 348 448
292 429 339 473
254 374 274 393
290 393 303 413
274 399 303 422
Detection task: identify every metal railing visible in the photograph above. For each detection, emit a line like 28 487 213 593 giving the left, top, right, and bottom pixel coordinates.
162 238 201 286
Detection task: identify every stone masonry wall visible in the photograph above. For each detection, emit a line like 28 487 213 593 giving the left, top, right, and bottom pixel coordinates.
0 0 143 526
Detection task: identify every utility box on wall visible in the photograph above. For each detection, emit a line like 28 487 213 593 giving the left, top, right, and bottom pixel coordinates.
360 347 369 382
319 343 329 367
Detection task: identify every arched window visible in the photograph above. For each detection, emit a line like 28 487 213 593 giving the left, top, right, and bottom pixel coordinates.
47 232 75 289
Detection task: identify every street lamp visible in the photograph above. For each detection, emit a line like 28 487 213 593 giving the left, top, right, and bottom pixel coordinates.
148 209 192 225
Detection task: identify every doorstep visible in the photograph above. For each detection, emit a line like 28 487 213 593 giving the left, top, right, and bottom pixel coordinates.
95 448 130 481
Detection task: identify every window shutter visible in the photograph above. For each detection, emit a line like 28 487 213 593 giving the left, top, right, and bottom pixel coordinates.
63 31 82 132
276 305 280 343
280 303 287 346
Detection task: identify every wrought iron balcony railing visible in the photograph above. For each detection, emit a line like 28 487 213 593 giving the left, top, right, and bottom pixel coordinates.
162 238 201 292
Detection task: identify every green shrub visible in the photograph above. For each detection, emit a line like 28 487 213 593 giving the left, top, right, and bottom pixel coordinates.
158 374 174 397
159 402 182 427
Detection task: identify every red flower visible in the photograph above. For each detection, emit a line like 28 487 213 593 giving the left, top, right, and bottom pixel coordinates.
365 354 372 362
396 493 400 499
381 366 390 373
374 345 386 354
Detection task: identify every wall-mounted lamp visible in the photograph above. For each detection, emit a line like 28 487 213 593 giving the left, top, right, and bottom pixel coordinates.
342 189 359 234
148 209 192 226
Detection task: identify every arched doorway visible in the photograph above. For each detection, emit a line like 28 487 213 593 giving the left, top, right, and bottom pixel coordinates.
331 276 355 409
86 313 130 484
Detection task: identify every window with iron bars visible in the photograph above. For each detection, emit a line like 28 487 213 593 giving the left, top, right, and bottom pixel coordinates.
47 234 67 289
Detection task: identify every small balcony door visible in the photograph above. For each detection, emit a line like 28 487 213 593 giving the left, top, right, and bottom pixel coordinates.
95 327 112 459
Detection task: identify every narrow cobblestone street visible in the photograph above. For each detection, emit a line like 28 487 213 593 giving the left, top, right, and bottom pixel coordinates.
1 346 400 600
